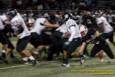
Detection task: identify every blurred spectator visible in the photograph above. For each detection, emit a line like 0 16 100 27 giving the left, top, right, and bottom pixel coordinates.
37 4 43 10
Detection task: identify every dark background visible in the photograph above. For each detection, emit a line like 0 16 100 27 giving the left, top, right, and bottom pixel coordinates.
0 0 115 10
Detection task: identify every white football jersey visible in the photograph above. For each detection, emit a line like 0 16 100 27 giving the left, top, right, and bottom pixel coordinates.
0 14 7 30
30 18 46 35
96 16 113 33
65 18 81 41
11 13 30 39
56 24 68 33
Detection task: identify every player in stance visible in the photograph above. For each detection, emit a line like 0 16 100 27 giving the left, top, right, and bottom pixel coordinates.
30 14 59 59
7 9 36 65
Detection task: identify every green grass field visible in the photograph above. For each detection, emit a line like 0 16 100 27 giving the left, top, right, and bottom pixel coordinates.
0 37 115 77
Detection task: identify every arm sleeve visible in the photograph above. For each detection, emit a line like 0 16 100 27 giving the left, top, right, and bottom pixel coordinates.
96 18 103 25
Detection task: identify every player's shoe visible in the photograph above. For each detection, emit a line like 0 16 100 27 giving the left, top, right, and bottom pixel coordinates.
20 60 29 65
107 59 115 63
79 55 85 65
30 60 37 66
0 56 8 64
62 63 70 68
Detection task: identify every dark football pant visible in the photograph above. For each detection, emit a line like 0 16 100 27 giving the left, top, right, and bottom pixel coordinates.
90 39 114 59
47 31 63 60
101 31 114 45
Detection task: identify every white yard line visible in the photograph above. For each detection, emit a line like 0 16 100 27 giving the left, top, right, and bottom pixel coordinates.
0 64 31 70
0 61 60 70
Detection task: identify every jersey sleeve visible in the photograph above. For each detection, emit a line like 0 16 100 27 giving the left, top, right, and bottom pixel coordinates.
66 19 76 28
96 17 103 25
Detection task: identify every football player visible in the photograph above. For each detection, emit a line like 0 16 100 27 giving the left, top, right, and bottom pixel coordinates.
7 9 36 65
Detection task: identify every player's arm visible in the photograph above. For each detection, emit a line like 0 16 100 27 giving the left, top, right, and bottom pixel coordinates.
43 20 59 28
4 19 11 25
97 23 104 32
96 18 104 32
95 30 101 37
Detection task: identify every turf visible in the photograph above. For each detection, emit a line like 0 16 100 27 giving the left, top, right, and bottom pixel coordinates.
0 37 115 77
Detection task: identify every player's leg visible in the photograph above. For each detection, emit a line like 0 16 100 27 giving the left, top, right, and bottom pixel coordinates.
102 41 115 59
0 31 10 64
108 32 115 46
90 42 102 58
5 37 15 59
62 38 82 67
30 33 46 59
16 36 36 65
71 42 86 60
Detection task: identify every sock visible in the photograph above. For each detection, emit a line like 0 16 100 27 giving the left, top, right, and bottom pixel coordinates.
63 58 70 64
1 50 6 58
10 52 15 58
22 57 28 61
2 50 6 53
29 56 35 60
